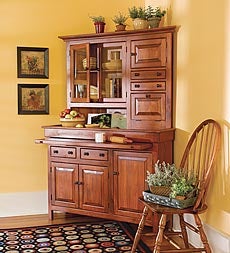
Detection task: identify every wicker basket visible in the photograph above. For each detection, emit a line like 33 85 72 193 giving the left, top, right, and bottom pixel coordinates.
143 191 197 209
149 186 171 197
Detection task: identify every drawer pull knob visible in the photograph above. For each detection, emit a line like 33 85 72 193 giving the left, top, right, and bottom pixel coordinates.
131 52 137 56
84 152 89 156
99 153 105 157
134 84 140 88
157 83 162 88
68 151 73 155
53 150 59 154
134 73 140 76
146 94 151 98
74 181 83 185
156 72 162 76
113 171 119 175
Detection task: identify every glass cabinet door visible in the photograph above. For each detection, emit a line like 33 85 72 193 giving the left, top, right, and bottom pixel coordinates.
101 42 126 102
70 44 90 103
69 42 126 103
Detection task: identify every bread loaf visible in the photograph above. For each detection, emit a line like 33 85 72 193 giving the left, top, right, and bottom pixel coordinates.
109 136 133 144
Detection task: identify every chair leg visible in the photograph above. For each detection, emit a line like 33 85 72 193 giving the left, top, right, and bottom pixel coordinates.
179 214 189 248
194 214 211 253
153 213 167 253
131 206 149 253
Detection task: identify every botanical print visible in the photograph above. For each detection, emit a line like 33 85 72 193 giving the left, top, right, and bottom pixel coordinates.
21 87 45 111
21 51 45 75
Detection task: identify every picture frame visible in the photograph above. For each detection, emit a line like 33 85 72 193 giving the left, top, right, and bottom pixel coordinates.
17 47 49 78
18 84 49 115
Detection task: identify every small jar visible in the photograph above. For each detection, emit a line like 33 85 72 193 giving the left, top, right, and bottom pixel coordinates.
95 132 106 143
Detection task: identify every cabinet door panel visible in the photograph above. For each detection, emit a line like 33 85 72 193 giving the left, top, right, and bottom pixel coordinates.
79 165 109 213
50 162 78 208
131 93 166 120
131 38 167 68
113 151 152 217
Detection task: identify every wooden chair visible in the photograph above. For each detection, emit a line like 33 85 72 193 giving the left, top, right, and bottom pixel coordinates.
131 119 221 253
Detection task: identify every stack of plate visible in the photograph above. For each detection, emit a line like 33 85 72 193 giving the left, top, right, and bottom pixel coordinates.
82 57 97 70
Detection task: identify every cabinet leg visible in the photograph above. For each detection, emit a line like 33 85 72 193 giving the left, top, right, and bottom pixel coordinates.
48 209 54 220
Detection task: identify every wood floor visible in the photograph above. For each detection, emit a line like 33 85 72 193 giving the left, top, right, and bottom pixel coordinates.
0 212 186 252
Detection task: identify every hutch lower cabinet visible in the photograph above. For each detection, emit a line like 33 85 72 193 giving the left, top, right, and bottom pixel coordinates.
37 127 174 225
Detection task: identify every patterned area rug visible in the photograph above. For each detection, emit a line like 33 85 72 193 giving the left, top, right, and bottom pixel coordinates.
0 220 150 252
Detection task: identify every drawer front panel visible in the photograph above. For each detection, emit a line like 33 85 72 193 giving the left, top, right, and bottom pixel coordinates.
131 70 166 80
131 81 166 91
50 146 76 158
80 149 108 161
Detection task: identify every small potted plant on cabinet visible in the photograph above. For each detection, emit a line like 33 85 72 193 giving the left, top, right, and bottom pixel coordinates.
89 15 106 33
112 12 128 31
128 6 148 30
146 161 177 196
146 6 166 28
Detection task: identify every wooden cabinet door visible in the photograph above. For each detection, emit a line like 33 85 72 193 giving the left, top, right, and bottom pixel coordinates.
113 151 152 218
79 164 109 213
50 162 78 208
131 93 166 121
130 37 167 69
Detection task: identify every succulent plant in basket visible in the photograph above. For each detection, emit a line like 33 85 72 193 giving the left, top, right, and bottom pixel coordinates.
146 161 177 196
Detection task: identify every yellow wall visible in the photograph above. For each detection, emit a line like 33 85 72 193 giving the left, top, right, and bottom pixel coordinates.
157 0 230 236
0 0 143 192
0 0 229 237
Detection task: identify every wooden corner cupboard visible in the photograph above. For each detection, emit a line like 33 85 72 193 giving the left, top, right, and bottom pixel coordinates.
37 26 177 226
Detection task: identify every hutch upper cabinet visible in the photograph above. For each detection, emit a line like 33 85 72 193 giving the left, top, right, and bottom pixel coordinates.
59 26 176 130
38 26 177 226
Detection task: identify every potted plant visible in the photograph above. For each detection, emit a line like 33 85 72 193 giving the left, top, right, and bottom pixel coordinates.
170 171 198 200
112 12 128 31
146 6 166 28
89 15 106 33
128 6 148 30
146 161 177 196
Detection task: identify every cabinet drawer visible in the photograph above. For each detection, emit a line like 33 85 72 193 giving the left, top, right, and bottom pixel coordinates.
50 146 76 158
131 70 166 80
131 82 166 91
80 149 108 161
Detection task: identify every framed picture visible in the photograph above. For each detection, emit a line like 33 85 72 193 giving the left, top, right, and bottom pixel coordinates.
18 84 49 115
17 47 49 78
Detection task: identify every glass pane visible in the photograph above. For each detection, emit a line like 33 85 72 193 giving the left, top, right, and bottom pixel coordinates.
73 47 88 100
101 46 123 99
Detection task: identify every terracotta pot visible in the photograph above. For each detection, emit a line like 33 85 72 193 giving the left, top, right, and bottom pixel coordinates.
115 24 126 32
175 195 186 200
94 22 105 33
132 18 148 30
